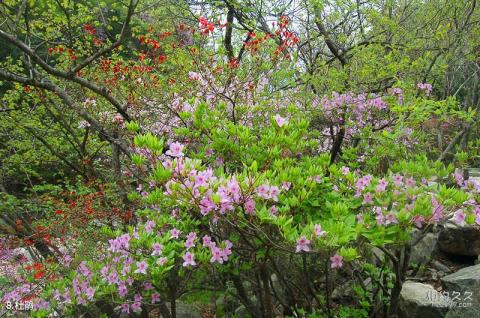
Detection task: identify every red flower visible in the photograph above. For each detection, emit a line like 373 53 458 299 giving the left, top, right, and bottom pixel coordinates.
34 271 45 280
83 24 96 35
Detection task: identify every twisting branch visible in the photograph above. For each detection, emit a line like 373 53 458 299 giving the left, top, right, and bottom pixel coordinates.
313 5 347 67
224 7 235 60
0 68 131 156
0 4 136 121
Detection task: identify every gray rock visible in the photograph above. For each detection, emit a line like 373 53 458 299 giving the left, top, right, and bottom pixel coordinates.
410 232 439 265
441 264 480 306
438 222 480 256
332 281 355 302
398 281 452 318
270 274 286 301
167 301 202 318
234 305 250 317
332 278 371 303
445 306 480 318
432 260 452 273
215 294 240 314
369 247 385 265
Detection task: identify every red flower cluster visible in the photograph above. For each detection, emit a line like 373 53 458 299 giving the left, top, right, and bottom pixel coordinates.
228 58 239 69
245 33 272 54
199 16 215 35
47 46 77 60
83 24 96 35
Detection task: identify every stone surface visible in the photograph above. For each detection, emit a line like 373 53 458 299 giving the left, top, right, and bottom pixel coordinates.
410 232 439 265
438 222 480 256
441 264 480 306
332 278 371 303
234 305 249 317
398 281 452 318
445 306 480 318
167 301 202 318
431 260 452 273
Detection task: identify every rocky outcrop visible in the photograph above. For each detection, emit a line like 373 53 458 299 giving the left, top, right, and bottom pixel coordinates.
410 232 439 265
438 222 480 256
398 281 452 318
441 264 480 307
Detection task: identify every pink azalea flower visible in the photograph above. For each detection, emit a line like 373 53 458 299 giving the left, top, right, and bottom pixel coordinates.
341 166 350 175
170 228 181 239
156 257 168 266
314 224 326 237
274 114 288 127
363 192 373 204
376 212 385 226
131 302 142 313
269 186 281 201
356 214 364 223
453 210 466 226
188 71 200 80
227 177 241 199
412 215 425 228
454 171 464 186
330 254 344 269
296 236 311 253
166 142 185 157
269 205 278 216
134 261 148 274
151 243 163 256
385 213 398 225
475 206 480 225
244 198 256 215
84 287 95 301
376 179 388 192
392 174 403 187
202 235 213 248
106 271 118 284
431 198 444 223
257 184 271 199
152 293 161 304
185 232 197 249
210 247 224 264
405 177 416 188
144 220 155 233
120 303 130 314
281 181 291 191
182 252 196 267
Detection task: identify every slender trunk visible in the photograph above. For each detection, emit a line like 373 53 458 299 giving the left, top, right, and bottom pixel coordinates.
231 273 262 317
260 265 274 318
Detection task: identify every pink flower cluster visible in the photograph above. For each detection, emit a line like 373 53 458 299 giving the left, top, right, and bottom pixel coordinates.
417 82 433 96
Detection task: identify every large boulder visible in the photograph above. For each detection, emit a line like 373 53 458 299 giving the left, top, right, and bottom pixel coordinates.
166 301 202 318
441 264 480 307
438 222 480 256
410 232 439 265
398 281 452 318
445 306 480 318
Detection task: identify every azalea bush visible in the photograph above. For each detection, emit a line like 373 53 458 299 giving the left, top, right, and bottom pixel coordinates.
5 91 478 317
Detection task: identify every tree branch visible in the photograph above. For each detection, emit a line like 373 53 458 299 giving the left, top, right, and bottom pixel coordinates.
0 68 131 156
